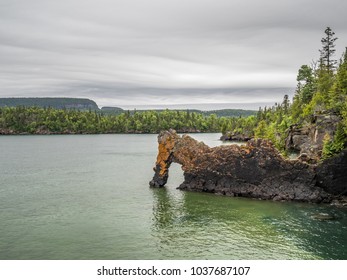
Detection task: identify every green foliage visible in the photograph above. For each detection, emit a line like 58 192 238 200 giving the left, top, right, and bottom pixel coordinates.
330 48 347 112
254 120 267 139
297 65 316 104
290 65 318 122
293 28 339 119
125 108 256 118
322 124 346 159
322 134 335 159
0 106 243 134
100 107 124 115
320 27 338 72
201 109 256 118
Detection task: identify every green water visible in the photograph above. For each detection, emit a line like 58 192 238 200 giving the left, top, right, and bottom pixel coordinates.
0 134 346 259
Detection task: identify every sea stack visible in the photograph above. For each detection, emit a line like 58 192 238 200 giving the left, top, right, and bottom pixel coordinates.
150 130 347 203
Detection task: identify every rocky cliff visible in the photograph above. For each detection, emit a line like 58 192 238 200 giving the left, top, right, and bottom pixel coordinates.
285 113 341 162
150 129 346 203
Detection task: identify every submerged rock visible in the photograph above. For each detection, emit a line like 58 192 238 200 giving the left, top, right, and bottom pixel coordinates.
149 130 347 203
310 213 338 221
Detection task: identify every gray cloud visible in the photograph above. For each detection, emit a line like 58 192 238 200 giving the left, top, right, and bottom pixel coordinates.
0 0 346 108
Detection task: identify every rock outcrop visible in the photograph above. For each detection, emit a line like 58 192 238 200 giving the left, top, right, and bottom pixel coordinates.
285 113 341 162
149 129 347 203
315 149 347 196
220 132 252 142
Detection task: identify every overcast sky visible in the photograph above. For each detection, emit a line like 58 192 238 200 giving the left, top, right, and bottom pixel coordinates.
1 0 347 109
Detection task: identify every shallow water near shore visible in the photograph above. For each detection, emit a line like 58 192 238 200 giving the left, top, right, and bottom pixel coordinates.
0 133 346 259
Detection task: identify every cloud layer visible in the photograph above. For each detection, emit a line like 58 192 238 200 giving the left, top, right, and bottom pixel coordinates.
1 0 346 108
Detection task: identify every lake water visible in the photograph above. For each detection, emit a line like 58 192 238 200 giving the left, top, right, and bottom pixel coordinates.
0 134 346 260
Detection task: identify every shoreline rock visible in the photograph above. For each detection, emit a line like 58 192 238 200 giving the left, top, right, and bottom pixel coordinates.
150 129 346 203
220 132 252 142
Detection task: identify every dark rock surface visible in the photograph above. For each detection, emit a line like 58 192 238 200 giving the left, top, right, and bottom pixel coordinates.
149 130 347 203
315 149 347 196
220 132 251 142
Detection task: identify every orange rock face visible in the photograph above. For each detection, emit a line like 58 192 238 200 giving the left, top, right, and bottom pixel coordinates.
149 129 211 187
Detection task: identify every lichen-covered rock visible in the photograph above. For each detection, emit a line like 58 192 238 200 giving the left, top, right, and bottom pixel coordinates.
285 112 342 162
149 130 337 203
149 129 182 187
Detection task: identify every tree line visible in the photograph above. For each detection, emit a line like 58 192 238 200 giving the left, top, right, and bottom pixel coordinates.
0 106 230 134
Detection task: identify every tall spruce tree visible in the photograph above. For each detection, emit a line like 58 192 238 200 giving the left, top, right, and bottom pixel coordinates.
311 27 339 110
320 27 338 72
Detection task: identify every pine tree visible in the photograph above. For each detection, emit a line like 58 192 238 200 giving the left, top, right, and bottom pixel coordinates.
297 65 316 104
331 48 347 110
281 94 290 115
308 27 339 111
320 27 338 72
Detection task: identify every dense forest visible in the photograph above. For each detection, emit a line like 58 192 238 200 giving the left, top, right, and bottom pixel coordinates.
122 108 256 118
99 106 256 118
222 27 347 158
0 106 231 134
0 104 256 134
0 102 255 135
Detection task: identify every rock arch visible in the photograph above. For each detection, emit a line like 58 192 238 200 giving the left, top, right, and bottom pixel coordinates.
149 130 335 203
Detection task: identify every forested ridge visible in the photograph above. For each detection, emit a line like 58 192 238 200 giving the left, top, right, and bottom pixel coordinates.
0 106 233 134
0 104 255 134
0 98 256 118
0 97 256 134
0 97 99 110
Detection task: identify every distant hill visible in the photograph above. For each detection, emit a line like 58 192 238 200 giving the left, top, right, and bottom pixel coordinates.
201 109 256 117
132 108 256 118
0 98 256 117
0 98 99 110
100 106 125 114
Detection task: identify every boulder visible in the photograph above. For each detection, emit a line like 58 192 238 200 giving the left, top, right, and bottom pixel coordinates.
220 132 252 142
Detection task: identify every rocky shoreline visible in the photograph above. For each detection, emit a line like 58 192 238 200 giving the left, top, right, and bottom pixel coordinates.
150 129 347 204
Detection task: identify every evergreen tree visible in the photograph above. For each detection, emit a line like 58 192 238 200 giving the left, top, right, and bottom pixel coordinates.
281 94 290 115
330 48 347 112
320 27 338 72
303 27 338 114
297 65 316 104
